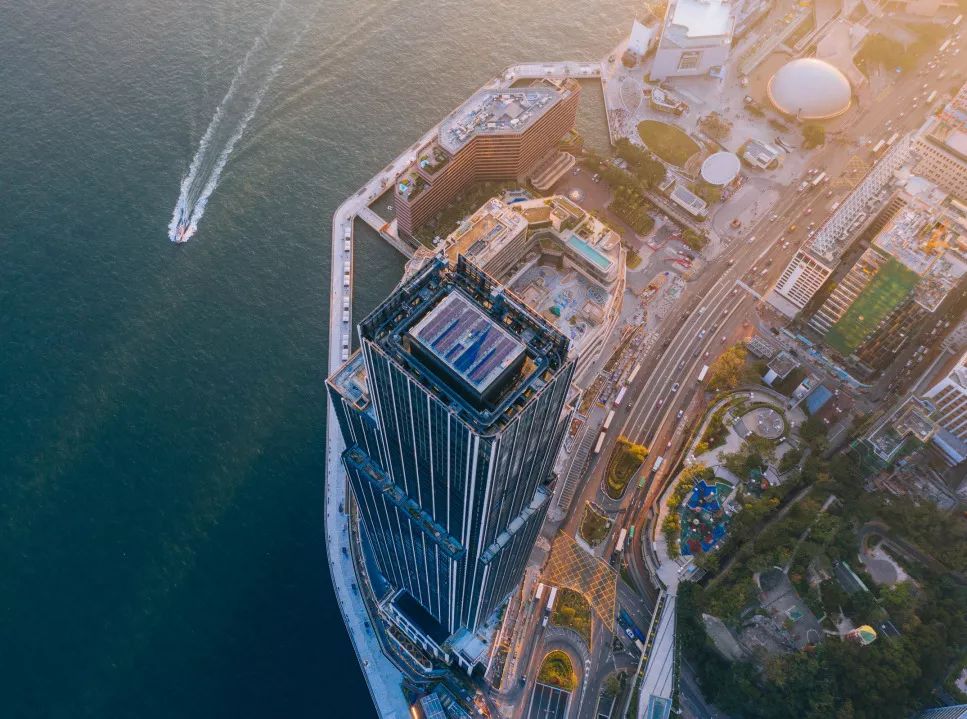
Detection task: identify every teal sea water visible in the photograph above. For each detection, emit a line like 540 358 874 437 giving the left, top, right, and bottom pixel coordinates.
0 1 632 716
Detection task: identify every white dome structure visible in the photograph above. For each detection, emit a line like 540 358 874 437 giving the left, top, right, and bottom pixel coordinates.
701 151 741 186
767 58 852 121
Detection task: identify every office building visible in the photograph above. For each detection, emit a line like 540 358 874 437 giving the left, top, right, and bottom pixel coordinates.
922 348 967 464
912 84 967 201
651 0 736 81
327 257 575 671
395 80 581 238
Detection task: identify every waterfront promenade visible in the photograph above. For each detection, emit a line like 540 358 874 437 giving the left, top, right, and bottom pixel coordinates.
324 60 604 717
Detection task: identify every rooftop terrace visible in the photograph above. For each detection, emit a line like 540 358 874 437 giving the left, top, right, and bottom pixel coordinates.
665 0 735 42
438 86 564 154
409 291 527 400
873 206 967 312
359 257 570 431
444 198 528 267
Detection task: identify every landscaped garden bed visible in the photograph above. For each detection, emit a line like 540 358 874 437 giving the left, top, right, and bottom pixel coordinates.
538 650 577 690
604 437 648 499
551 588 592 645
580 502 612 547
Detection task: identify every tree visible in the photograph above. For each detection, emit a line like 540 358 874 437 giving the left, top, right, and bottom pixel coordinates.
682 228 708 251
614 138 666 187
603 673 623 697
799 415 827 452
779 446 804 473
706 343 747 391
698 112 732 141
802 123 826 149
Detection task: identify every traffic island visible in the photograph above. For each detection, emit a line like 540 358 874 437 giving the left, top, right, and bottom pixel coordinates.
579 502 613 548
538 650 577 691
604 436 649 499
550 588 593 646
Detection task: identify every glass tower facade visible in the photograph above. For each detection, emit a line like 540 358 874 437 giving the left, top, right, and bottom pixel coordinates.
327 257 574 661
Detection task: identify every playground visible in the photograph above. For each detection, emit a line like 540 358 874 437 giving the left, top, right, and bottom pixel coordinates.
679 479 734 556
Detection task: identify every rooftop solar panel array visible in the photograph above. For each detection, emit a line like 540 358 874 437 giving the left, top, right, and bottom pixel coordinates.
409 291 525 395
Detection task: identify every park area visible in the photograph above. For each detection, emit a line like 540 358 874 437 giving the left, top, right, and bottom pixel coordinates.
637 120 700 167
605 437 648 499
679 479 733 556
824 257 919 355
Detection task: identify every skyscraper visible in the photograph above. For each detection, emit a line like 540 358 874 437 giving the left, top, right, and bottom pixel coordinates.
327 256 575 671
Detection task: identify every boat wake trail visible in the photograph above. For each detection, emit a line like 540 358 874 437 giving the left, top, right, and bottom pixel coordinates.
168 0 299 244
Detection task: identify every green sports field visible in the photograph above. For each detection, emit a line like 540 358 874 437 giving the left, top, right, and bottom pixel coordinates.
824 257 918 355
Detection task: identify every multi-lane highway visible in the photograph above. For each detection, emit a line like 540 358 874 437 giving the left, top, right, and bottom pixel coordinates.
542 41 959 718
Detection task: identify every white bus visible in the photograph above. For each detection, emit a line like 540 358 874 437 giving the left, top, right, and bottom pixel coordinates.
927 90 938 104
546 587 558 614
940 39 952 53
593 431 606 455
697 364 710 382
535 583 546 602
954 14 963 26
652 456 664 473
886 132 900 147
627 363 642 384
615 528 628 553
603 410 615 431
811 172 827 187
614 386 628 407
871 139 886 154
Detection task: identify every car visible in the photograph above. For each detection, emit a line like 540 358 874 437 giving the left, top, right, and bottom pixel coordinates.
698 306 707 315
789 224 797 232
721 335 727 343
671 382 680 392
804 208 813 215
657 398 664 407
770 214 779 222
727 258 735 266
698 329 706 339
704 351 711 358
677 409 685 419
678 360 686 369
731 288 738 295
751 264 757 272
666 440 673 449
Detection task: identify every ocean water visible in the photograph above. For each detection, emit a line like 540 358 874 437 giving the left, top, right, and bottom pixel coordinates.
0 0 633 716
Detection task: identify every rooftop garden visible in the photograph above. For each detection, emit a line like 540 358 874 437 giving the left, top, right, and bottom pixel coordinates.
637 120 700 167
418 145 450 175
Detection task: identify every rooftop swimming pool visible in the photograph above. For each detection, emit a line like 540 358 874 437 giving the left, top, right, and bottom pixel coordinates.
566 234 611 271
